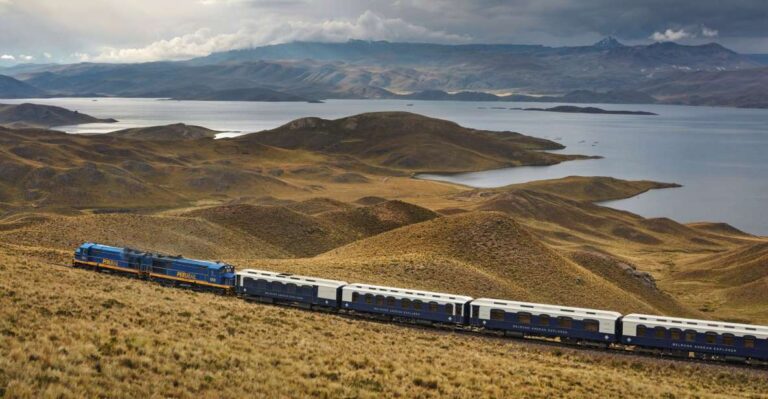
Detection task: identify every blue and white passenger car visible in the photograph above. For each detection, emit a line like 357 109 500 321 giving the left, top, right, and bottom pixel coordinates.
236 269 347 308
469 298 621 343
621 314 768 361
341 284 473 324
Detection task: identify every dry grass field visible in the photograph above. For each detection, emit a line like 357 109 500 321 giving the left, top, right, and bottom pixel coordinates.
1 113 767 397
1 246 767 399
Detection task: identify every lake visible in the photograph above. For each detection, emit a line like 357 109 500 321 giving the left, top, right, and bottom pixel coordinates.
3 97 767 235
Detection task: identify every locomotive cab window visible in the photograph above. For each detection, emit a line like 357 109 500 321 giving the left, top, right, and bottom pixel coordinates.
584 319 599 332
558 317 573 329
490 309 505 321
518 312 531 325
744 336 755 349
685 330 696 342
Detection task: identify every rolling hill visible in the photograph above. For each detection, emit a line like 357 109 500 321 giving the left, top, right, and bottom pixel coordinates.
106 123 219 141
237 112 587 173
0 103 116 128
0 75 47 99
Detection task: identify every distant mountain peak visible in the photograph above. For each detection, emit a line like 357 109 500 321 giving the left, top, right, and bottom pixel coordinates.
593 36 624 49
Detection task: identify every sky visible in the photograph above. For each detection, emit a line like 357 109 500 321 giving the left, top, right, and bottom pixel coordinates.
0 0 766 65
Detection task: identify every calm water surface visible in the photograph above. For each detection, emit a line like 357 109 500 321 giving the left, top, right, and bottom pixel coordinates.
3 97 767 235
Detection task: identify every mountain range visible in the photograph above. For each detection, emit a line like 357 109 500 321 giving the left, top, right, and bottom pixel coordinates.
1 38 766 108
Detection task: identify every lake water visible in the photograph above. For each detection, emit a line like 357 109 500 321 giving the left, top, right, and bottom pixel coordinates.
3 97 767 235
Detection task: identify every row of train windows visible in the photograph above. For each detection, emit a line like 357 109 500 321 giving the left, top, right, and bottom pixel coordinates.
352 292 460 315
489 309 600 332
635 326 756 348
254 280 314 295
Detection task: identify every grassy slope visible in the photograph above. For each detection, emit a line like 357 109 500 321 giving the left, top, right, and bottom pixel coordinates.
1 247 766 399
236 112 588 173
1 117 766 396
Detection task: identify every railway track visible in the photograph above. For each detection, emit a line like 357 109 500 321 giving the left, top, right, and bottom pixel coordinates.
60 260 768 371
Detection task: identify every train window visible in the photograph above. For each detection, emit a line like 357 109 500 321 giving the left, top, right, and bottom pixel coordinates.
654 327 666 339
352 292 359 302
584 320 599 332
286 284 296 294
558 317 573 329
518 313 532 325
401 299 411 309
744 337 755 349
364 294 373 304
429 302 439 312
723 334 735 346
670 329 682 341
413 300 423 310
685 330 696 342
490 309 505 321
455 306 462 316
387 297 396 307
636 325 647 337
705 332 717 344
376 296 385 306
445 303 453 315
539 314 550 326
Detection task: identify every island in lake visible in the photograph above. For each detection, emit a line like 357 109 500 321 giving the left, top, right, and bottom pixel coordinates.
515 105 657 115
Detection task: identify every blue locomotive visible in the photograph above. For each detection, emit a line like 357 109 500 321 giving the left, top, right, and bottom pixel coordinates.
72 243 768 365
73 242 235 293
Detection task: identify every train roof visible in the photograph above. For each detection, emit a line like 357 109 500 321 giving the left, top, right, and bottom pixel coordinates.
623 314 768 338
471 298 622 320
344 283 473 303
237 268 347 288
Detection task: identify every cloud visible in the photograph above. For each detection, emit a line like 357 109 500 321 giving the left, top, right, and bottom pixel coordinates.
702 26 719 38
43 52 52 59
89 10 470 62
650 28 693 42
0 54 15 60
18 54 33 61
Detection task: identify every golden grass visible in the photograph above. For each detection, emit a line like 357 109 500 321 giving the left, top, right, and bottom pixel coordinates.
2 247 767 399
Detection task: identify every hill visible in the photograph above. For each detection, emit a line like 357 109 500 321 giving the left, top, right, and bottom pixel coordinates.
247 212 689 316
10 39 764 108
0 75 47 99
638 67 768 108
182 200 439 257
0 103 116 128
237 112 587 173
106 123 219 140
2 244 766 398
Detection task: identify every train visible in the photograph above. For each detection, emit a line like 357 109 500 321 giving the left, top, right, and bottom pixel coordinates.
73 242 768 365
